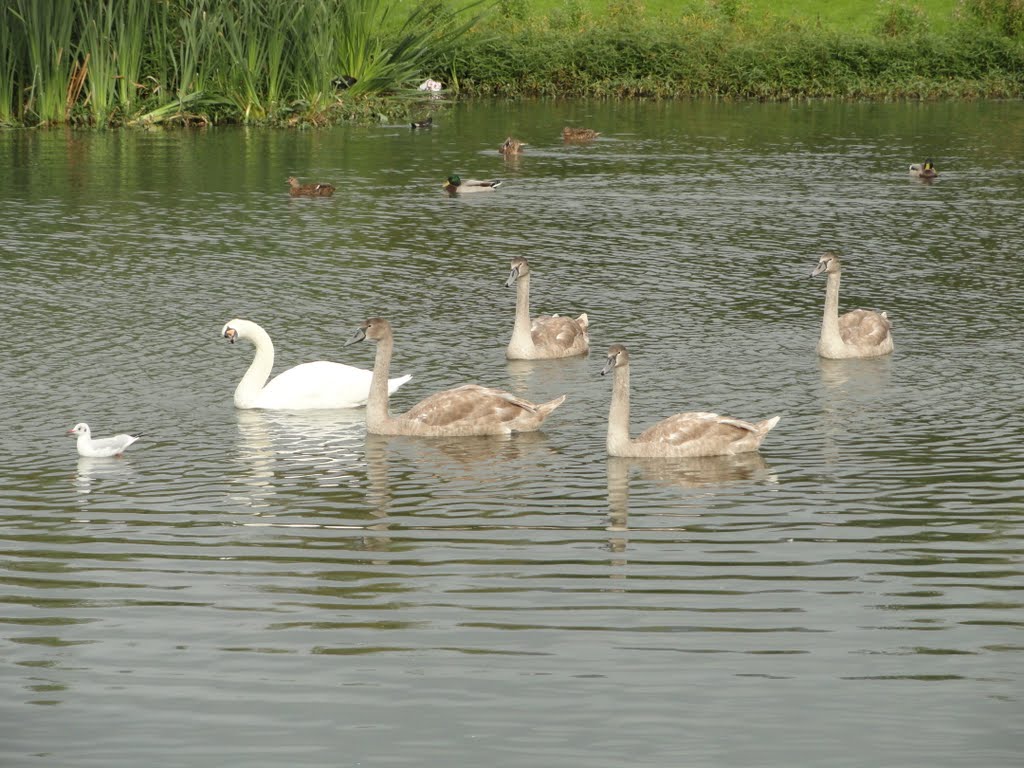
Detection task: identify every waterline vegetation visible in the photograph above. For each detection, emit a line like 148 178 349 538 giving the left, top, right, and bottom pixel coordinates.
1 0 1022 129
439 0 1024 99
0 0 481 127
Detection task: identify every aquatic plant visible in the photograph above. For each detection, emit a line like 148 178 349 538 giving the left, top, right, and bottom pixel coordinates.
10 0 77 124
0 0 482 127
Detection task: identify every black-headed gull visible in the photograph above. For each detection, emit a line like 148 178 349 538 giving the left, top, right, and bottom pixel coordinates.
67 423 142 458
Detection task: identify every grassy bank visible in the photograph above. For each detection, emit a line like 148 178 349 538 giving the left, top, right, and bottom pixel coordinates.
1 0 1022 129
434 0 1024 99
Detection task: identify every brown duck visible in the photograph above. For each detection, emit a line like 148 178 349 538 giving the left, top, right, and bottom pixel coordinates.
288 176 335 197
499 137 525 155
562 126 600 142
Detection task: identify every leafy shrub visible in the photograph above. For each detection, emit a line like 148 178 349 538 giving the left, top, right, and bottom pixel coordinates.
957 0 1024 36
874 1 930 38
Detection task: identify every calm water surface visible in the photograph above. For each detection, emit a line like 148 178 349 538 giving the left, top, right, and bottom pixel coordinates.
1 100 1023 766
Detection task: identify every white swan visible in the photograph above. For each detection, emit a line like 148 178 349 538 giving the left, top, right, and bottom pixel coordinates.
600 344 779 458
221 318 411 410
505 257 589 360
67 423 141 457
810 253 894 359
346 317 566 436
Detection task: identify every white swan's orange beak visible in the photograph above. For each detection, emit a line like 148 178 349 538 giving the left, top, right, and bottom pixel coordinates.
223 327 238 344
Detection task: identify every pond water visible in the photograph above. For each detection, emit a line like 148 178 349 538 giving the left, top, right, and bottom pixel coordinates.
1 99 1022 767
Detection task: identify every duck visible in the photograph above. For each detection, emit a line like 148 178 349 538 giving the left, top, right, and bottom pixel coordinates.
810 252 894 359
505 257 589 360
908 159 938 179
221 318 411 410
442 174 502 194
287 176 335 197
499 137 524 155
67 423 142 458
600 345 780 458
345 317 566 436
411 116 433 129
562 126 600 142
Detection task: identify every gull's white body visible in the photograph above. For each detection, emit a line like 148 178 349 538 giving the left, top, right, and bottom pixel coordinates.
67 423 141 458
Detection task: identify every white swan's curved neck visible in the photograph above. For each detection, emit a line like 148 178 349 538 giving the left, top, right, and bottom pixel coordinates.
235 323 275 408
607 365 632 455
367 335 394 432
510 273 535 353
820 271 844 348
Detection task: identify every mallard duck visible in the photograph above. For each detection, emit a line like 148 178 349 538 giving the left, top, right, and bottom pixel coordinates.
67 423 142 458
600 345 779 458
499 137 525 155
442 174 502 194
346 318 566 436
810 252 894 359
505 257 589 360
411 116 433 129
562 126 600 142
909 159 938 179
287 176 335 197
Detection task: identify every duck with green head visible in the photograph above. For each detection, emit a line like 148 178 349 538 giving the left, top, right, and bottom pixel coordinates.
909 159 938 179
443 174 503 194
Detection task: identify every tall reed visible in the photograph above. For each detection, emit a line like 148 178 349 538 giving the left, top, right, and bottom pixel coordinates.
0 3 24 124
114 0 152 114
11 0 77 124
77 0 118 125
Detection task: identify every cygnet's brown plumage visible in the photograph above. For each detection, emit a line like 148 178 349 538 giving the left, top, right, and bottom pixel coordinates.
810 252 894 359
288 176 335 197
505 257 589 360
600 345 779 458
347 318 566 436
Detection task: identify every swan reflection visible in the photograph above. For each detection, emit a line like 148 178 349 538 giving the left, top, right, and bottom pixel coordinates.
231 408 366 509
358 431 557 551
606 452 774 554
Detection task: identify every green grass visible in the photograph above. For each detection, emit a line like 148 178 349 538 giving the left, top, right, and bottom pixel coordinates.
1 0 1020 127
494 0 962 33
432 0 1024 99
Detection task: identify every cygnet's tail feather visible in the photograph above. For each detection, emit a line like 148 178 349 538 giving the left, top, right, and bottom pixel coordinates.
538 394 567 417
758 416 781 436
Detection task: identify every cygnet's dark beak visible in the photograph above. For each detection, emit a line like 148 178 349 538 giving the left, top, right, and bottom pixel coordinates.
345 327 367 346
505 266 520 288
